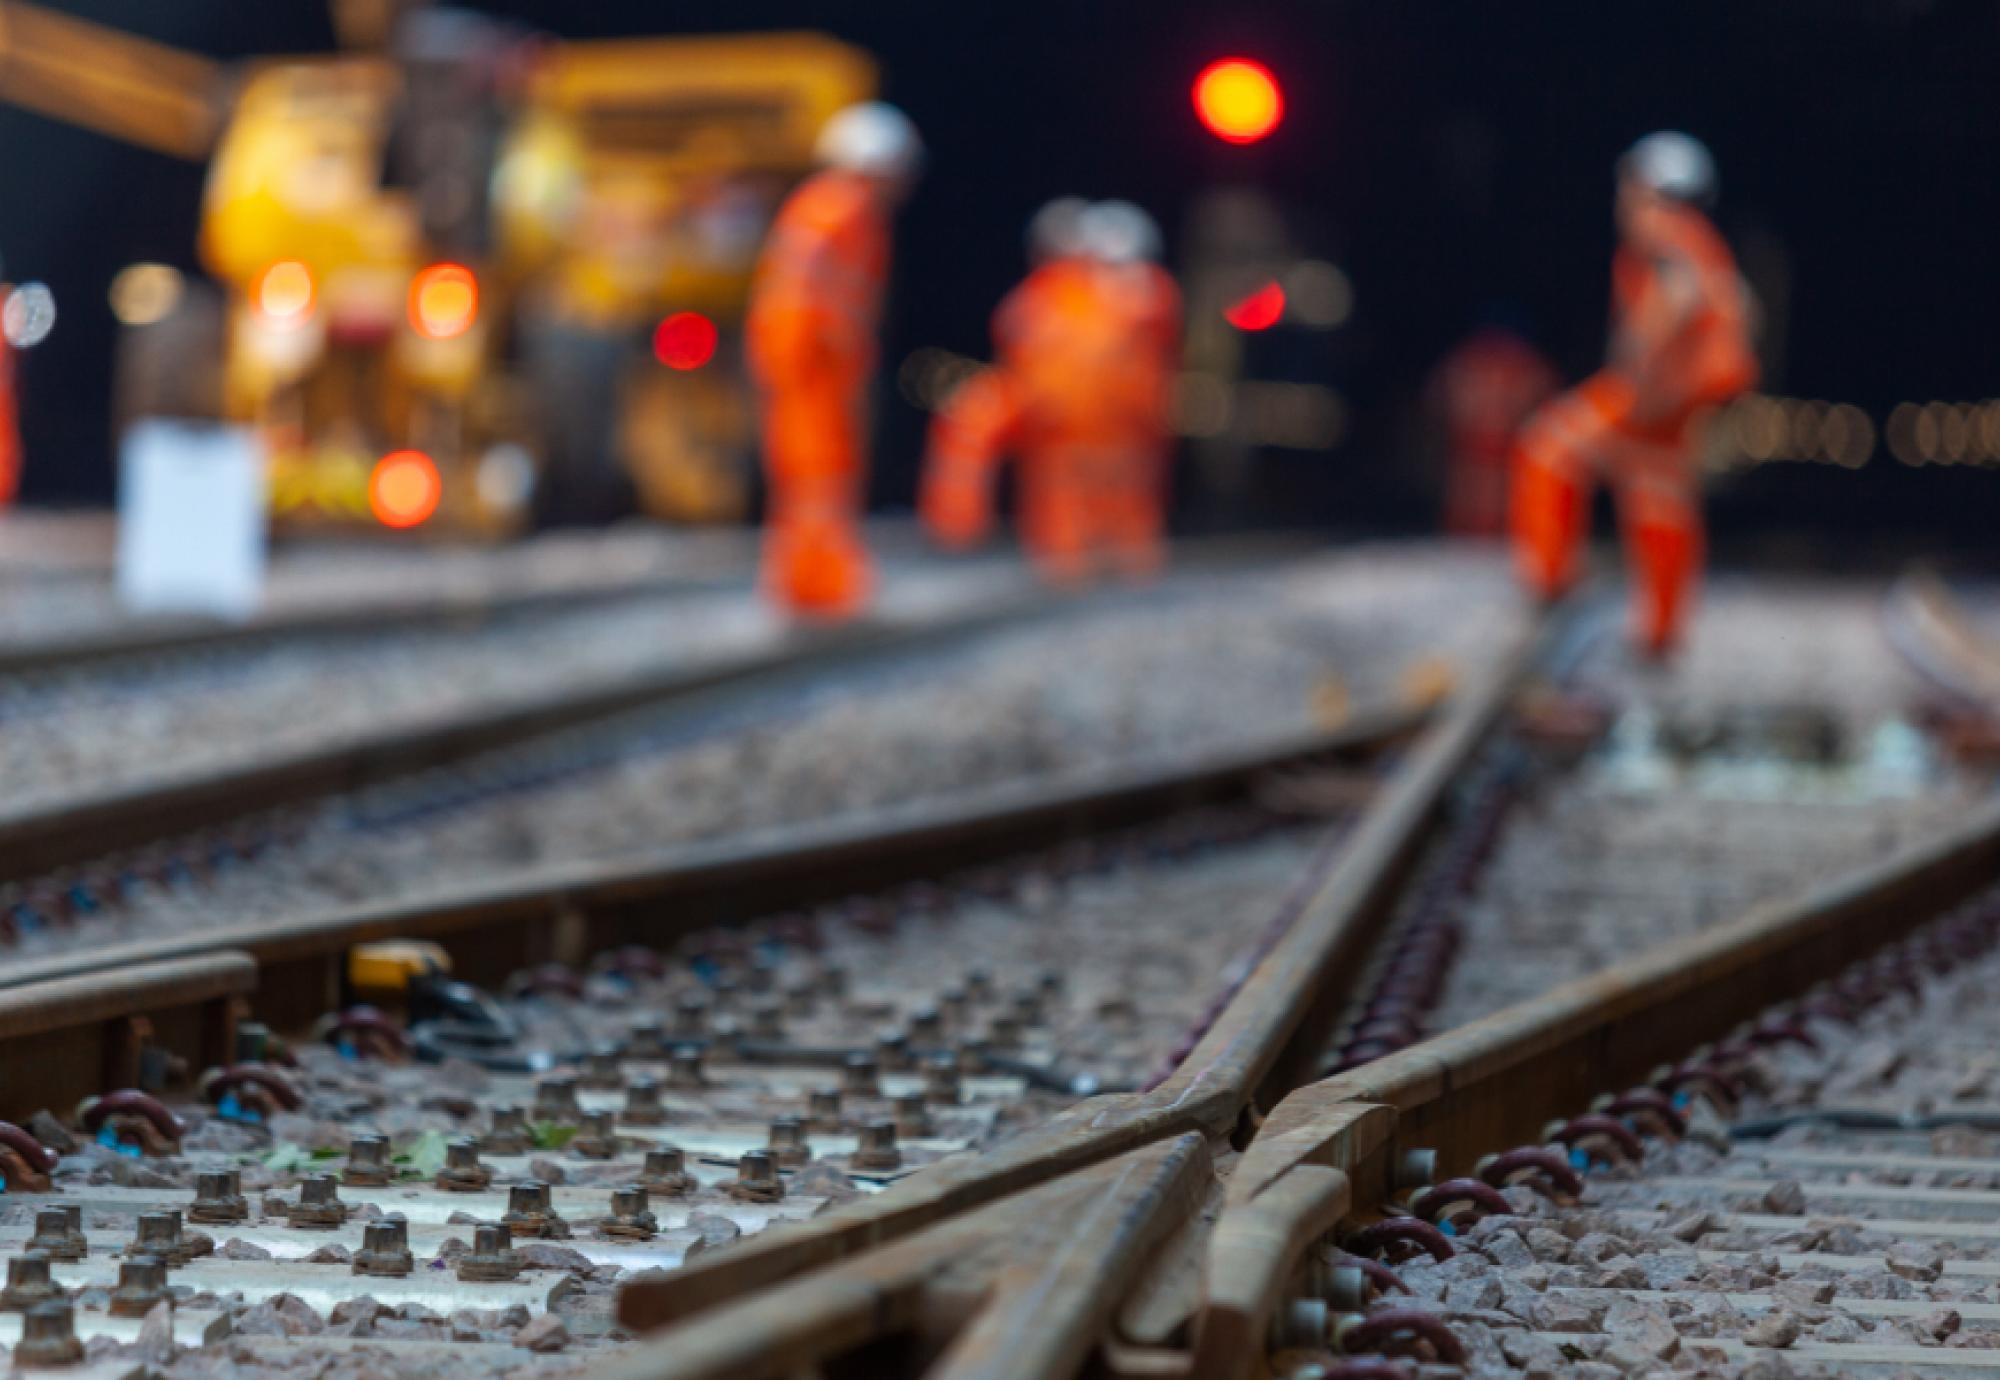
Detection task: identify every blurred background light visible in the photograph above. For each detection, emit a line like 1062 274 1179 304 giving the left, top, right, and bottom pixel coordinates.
1193 58 1283 145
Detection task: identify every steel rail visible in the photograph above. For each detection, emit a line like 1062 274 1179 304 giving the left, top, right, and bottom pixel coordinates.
1182 789 2000 1380
599 607 1556 1369
0 702 1419 1012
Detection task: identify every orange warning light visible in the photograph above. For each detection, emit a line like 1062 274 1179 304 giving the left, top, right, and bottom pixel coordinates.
1194 59 1283 145
369 449 442 528
409 263 478 340
255 261 315 325
653 311 718 370
1224 281 1286 331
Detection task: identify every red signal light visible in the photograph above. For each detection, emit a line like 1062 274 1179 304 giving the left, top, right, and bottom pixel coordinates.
370 449 442 529
409 263 478 340
653 311 718 370
1224 281 1286 331
1194 59 1283 145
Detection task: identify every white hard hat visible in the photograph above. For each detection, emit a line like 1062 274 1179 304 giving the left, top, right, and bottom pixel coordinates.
1619 131 1717 207
1026 197 1089 262
814 102 924 182
1079 200 1163 265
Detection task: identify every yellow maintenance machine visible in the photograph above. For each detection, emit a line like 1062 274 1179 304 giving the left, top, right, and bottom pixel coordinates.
0 1 874 534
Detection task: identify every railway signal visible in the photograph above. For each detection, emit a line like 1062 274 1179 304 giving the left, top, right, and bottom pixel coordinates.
1193 58 1283 145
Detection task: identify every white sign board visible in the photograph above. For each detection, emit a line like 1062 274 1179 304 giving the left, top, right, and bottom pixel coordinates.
116 420 268 620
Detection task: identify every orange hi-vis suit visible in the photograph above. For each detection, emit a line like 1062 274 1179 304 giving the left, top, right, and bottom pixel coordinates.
746 169 891 617
1433 328 1557 538
1510 200 1756 655
0 324 18 507
923 257 1180 583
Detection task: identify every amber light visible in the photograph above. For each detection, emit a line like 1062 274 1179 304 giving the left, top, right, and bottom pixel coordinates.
255 261 315 325
409 263 479 340
1194 59 1283 145
370 449 442 528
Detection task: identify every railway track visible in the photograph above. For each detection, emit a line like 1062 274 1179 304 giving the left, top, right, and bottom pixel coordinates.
0 559 1982 1380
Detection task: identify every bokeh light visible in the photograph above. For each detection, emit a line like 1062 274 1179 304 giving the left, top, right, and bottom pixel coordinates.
1 282 57 349
1224 281 1286 331
255 261 315 325
409 263 479 341
369 449 442 529
653 311 719 370
1194 59 1284 145
109 264 185 328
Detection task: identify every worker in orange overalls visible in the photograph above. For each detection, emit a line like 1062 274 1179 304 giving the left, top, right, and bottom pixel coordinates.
922 199 1180 583
0 278 22 507
746 103 922 618
1430 324 1557 538
1510 132 1757 657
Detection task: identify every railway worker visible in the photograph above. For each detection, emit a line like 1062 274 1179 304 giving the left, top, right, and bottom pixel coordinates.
0 281 19 506
1509 132 1758 658
1430 323 1557 538
921 200 1180 584
746 102 923 619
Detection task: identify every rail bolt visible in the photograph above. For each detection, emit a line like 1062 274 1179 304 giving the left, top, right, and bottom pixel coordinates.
436 1137 493 1193
15 1299 84 1368
26 1206 86 1262
1270 1296 1329 1351
876 1031 914 1072
1394 1148 1437 1191
343 1133 394 1187
626 1017 670 1059
892 1092 933 1139
842 1054 881 1098
1010 990 1042 1028
749 1002 786 1041
457 1223 522 1283
571 1111 620 1161
128 1210 200 1266
806 1089 844 1133
353 1219 414 1278
672 995 709 1037
964 968 993 1002
639 1147 696 1198
851 1120 902 1173
285 1175 350 1230
189 1169 248 1225
725 1150 785 1203
986 1014 1022 1051
907 1007 944 1042
767 1116 813 1169
108 1254 168 1318
501 1181 569 1240
621 1078 667 1128
484 1105 532 1156
923 1055 962 1106
667 1047 708 1090
532 1075 582 1126
600 1185 659 1241
1 1252 63 1312
579 1050 625 1092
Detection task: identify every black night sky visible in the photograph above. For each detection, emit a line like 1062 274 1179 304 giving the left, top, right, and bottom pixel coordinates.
3 1 1998 559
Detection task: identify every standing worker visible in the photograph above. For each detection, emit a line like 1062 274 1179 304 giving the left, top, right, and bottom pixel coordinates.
921 199 1180 583
1429 323 1556 538
1509 132 1757 657
0 296 18 507
746 102 922 618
